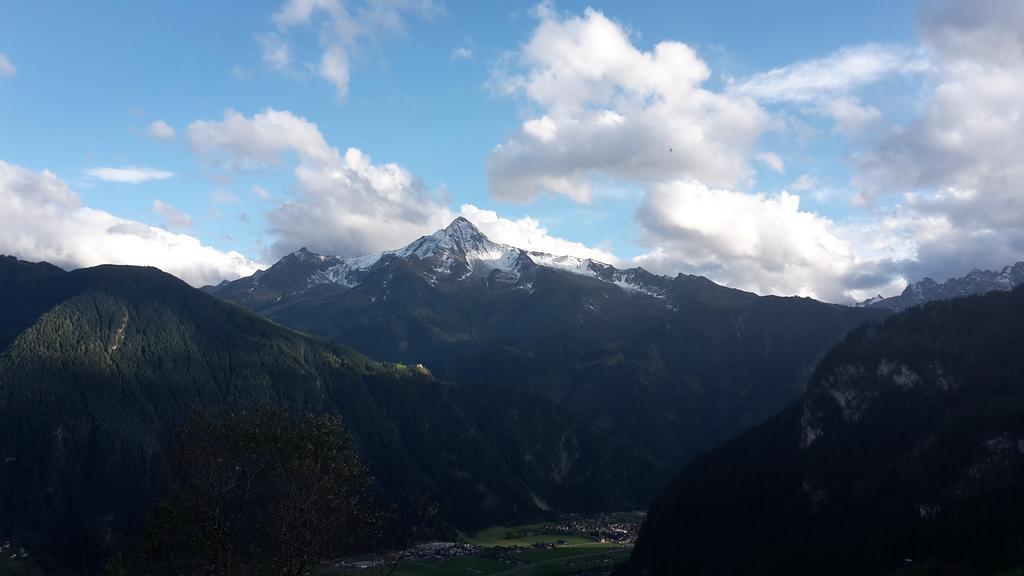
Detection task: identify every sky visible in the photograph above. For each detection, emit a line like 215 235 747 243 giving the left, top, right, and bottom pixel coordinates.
1 0 1023 303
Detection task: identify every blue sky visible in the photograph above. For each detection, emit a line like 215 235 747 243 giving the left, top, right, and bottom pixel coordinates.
2 0 1022 302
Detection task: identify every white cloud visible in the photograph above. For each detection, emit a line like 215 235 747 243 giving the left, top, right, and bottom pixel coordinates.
0 53 15 77
189 108 337 169
826 98 881 135
0 160 262 286
731 43 928 135
147 120 176 141
263 0 438 100
459 204 618 264
634 180 873 301
272 0 341 26
252 185 273 201
487 7 767 203
731 43 929 104
84 166 175 184
152 199 193 229
318 44 351 99
188 108 453 257
451 46 473 60
187 108 613 264
258 32 291 70
756 152 785 174
851 0 1024 282
790 174 817 192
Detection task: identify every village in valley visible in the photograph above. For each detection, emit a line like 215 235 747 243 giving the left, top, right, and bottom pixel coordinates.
326 513 643 576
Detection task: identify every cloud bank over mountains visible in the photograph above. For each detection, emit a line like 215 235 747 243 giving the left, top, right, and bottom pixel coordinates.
0 161 261 286
2 0 1023 303
187 108 617 264
480 0 1024 302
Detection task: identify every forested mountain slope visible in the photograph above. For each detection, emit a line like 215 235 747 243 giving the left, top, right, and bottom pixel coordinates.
0 257 657 572
620 286 1024 576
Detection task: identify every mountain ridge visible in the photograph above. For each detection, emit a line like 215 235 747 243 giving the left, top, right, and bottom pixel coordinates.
859 261 1024 311
207 219 886 491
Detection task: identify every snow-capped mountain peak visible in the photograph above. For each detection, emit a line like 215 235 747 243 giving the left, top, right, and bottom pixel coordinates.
254 218 669 298
390 217 524 279
290 246 333 263
440 216 488 249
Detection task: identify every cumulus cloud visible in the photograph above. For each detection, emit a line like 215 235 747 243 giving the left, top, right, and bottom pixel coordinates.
459 204 618 263
187 108 614 263
262 0 438 99
633 1 1024 301
189 108 336 169
189 108 453 257
487 6 767 203
632 180 891 301
478 1 1024 301
84 166 175 184
852 0 1024 281
152 199 193 229
0 160 262 286
147 120 176 141
0 53 15 77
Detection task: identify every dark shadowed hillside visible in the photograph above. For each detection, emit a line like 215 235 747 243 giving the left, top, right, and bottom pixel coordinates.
619 286 1024 576
0 257 658 573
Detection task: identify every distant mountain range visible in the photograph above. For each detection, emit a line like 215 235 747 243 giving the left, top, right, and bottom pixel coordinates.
620 286 1024 576
207 218 884 484
859 262 1024 311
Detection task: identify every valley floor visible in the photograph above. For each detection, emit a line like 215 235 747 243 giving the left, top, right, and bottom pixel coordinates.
321 513 642 576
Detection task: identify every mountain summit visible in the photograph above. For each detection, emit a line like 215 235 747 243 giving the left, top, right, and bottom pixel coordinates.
390 217 527 282
441 216 488 246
